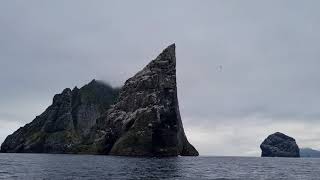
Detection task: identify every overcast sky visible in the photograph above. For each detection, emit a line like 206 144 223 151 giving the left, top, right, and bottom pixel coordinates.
1 0 320 156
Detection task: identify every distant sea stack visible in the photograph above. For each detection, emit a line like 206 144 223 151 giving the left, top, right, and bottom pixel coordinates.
260 132 300 158
1 44 199 157
300 148 320 158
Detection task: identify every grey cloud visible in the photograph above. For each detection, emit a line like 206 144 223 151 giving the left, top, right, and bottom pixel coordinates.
1 0 320 155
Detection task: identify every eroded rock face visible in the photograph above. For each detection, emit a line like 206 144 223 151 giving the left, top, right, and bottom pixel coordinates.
98 44 198 156
0 80 119 153
260 132 300 157
1 44 199 156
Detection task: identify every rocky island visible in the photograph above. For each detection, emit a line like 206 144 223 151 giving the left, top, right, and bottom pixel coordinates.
300 148 320 158
260 132 300 158
0 44 199 156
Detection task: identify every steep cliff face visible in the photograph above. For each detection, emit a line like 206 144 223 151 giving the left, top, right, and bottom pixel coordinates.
0 80 119 153
1 44 199 156
99 44 198 156
260 132 300 158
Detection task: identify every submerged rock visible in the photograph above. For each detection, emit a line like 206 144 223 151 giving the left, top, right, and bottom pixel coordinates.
260 132 300 157
1 44 199 157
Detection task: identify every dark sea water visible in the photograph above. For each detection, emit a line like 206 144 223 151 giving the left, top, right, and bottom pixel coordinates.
0 153 319 180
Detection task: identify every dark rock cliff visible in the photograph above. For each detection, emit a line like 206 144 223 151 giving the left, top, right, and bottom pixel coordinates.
0 80 119 153
1 44 199 156
99 44 198 156
260 132 300 157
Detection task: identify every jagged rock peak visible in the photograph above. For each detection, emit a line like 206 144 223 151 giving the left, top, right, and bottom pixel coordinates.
101 43 199 156
87 79 99 85
260 132 300 158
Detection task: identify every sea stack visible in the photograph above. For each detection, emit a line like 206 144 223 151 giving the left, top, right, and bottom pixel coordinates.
1 44 199 157
99 44 198 156
260 132 300 158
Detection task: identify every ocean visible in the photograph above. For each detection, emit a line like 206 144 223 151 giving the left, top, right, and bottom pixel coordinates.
0 153 319 179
